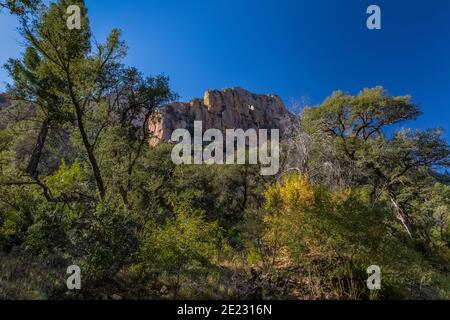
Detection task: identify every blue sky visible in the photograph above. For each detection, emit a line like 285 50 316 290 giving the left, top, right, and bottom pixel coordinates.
1 0 449 138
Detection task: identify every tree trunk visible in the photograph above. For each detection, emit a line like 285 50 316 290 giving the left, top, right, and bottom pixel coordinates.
26 118 49 178
67 81 106 200
74 103 106 199
388 189 414 238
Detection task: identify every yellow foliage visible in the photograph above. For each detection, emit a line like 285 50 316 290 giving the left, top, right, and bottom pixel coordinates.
264 173 315 213
262 173 319 263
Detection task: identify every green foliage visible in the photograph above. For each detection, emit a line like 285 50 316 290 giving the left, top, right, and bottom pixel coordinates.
137 190 218 274
0 1 448 300
0 208 24 249
44 161 88 197
75 202 139 283
301 87 449 239
260 173 449 299
131 190 219 298
0 0 39 15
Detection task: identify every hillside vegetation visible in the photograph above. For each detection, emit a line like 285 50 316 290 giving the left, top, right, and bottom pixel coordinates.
0 0 449 300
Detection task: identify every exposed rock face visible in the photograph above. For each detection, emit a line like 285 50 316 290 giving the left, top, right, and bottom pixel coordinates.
0 94 10 109
149 87 293 145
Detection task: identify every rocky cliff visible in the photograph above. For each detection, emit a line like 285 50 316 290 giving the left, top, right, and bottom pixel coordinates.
149 87 293 145
0 94 9 109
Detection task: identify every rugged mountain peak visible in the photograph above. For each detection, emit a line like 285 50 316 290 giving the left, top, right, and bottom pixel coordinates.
149 87 293 146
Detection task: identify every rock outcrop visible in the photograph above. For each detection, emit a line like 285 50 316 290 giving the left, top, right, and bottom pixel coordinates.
149 87 293 145
0 94 10 109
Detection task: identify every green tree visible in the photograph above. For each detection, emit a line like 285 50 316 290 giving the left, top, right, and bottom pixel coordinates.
0 0 177 298
262 173 449 299
0 0 39 15
302 87 449 238
3 0 176 204
135 190 219 297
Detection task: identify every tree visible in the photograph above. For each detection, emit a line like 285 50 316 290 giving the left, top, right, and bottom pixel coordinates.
4 0 176 204
261 173 448 299
0 0 39 15
135 190 219 298
0 0 177 298
301 87 450 238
